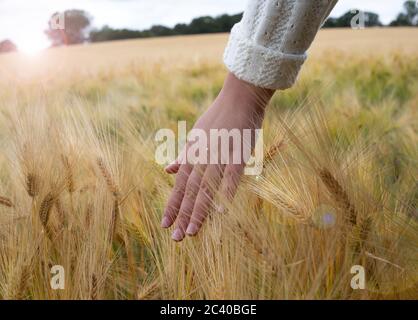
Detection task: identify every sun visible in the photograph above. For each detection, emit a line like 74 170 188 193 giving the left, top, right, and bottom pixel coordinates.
16 33 50 55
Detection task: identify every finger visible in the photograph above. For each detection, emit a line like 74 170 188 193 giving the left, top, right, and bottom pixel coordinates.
220 164 244 202
171 165 206 241
165 160 180 174
161 164 192 228
186 164 224 237
164 147 187 174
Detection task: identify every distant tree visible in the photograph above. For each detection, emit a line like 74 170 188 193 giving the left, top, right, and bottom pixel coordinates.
323 17 338 28
323 10 382 28
45 10 92 46
188 16 222 34
0 39 17 53
90 26 149 42
217 13 243 31
173 23 190 35
364 12 383 27
390 1 418 26
148 25 175 37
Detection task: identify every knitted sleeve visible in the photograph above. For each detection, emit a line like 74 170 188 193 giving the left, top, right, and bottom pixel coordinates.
223 0 338 90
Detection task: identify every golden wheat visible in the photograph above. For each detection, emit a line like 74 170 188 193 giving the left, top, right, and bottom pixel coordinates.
25 173 39 198
96 157 120 199
319 168 358 225
0 29 416 300
38 192 56 239
91 274 98 300
61 155 76 194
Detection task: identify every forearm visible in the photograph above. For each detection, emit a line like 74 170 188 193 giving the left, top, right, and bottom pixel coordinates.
224 0 338 90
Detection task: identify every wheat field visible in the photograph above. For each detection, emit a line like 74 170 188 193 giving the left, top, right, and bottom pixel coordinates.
0 28 417 300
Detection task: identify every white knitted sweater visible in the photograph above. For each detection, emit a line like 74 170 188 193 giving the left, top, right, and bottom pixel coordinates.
224 0 338 90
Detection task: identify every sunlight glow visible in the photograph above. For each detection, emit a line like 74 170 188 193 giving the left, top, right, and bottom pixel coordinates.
15 33 50 55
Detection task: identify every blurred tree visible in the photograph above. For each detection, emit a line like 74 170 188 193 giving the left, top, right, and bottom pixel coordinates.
188 16 222 34
90 26 149 42
390 1 418 26
173 23 190 35
0 39 17 53
322 17 338 28
217 13 243 31
45 10 92 46
364 12 383 27
148 25 175 37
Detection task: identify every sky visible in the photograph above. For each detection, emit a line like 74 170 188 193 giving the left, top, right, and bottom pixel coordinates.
0 0 408 54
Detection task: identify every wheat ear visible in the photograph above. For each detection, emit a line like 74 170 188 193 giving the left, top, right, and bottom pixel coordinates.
91 274 98 300
26 173 39 198
0 196 13 208
264 139 286 165
39 192 56 238
96 157 120 198
319 169 357 225
61 155 75 193
236 222 279 274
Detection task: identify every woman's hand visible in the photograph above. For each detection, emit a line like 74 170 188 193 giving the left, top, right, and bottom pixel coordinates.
161 73 274 241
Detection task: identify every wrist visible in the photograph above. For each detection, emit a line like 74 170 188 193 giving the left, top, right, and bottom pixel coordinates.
221 72 274 113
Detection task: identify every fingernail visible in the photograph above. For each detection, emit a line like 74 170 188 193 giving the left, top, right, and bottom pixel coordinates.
186 223 199 236
171 229 184 242
164 160 177 170
161 217 171 228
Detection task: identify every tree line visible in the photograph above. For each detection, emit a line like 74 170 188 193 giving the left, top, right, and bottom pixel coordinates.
68 1 418 45
90 13 244 42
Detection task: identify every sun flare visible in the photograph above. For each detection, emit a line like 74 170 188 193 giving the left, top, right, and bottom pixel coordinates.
16 33 49 55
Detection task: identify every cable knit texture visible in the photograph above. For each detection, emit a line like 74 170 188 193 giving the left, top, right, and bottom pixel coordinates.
224 0 338 90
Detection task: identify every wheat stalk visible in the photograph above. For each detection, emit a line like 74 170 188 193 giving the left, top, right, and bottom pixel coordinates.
359 216 372 244
15 265 30 300
256 139 295 219
0 196 13 208
352 216 373 256
54 198 67 230
85 203 93 228
109 199 120 243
